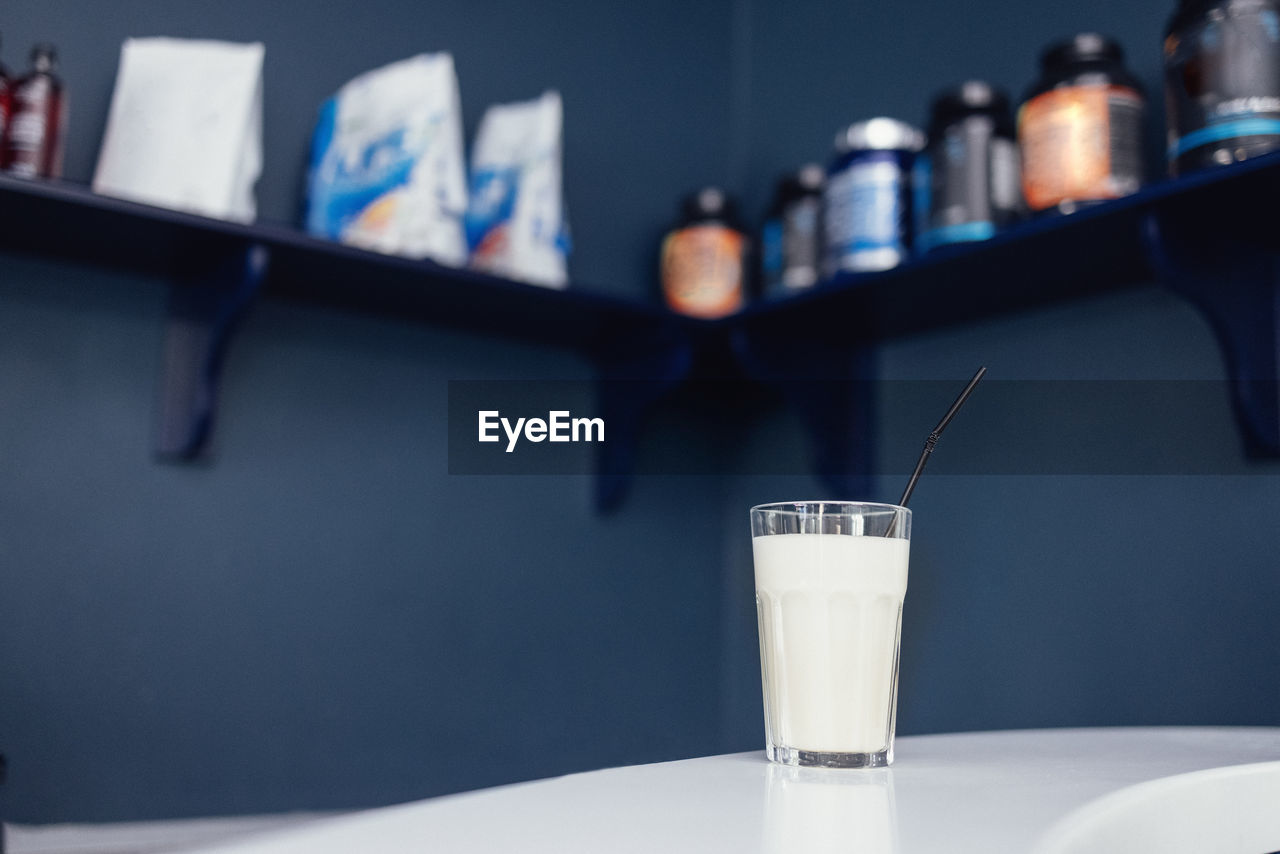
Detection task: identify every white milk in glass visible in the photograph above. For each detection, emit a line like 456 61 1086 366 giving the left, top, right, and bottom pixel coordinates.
753 533 909 755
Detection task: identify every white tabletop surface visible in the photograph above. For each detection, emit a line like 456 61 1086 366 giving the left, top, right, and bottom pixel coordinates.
180 727 1280 854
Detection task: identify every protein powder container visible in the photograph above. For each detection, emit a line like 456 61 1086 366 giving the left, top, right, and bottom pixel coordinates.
760 164 824 294
0 34 12 150
1165 0 1280 174
1 43 65 179
824 118 924 274
1018 33 1145 213
660 187 746 319
916 81 1022 253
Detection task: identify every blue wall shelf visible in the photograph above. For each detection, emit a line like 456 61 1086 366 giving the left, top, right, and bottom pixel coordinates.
0 174 687 480
729 150 1280 497
736 145 1280 342
1 151 1278 506
0 174 677 354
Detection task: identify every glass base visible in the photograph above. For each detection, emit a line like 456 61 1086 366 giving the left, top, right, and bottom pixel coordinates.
767 744 892 768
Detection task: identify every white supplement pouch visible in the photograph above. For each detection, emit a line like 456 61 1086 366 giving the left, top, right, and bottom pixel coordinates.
465 91 569 288
93 38 264 223
305 53 468 266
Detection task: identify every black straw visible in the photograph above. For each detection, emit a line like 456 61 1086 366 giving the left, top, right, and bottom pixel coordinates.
897 366 987 509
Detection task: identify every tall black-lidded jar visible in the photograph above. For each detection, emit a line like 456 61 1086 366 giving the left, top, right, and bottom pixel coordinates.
760 164 825 295
1165 0 1280 174
916 81 1022 253
1018 33 1145 214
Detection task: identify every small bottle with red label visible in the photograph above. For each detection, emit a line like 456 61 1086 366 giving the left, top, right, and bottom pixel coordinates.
1018 33 1146 214
0 35 12 156
660 188 746 319
2 43 66 179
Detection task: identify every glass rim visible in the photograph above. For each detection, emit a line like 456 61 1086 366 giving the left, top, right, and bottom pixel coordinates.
750 500 910 517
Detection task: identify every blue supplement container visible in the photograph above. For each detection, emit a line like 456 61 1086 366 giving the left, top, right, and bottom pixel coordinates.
824 118 925 274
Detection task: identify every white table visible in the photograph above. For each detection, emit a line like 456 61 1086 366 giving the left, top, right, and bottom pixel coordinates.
137 728 1280 853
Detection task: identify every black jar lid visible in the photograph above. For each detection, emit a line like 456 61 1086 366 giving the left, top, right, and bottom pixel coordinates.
928 81 1014 138
767 164 824 216
1041 32 1126 71
1171 0 1225 18
1166 0 1242 35
778 164 826 197
792 163 825 193
679 187 742 229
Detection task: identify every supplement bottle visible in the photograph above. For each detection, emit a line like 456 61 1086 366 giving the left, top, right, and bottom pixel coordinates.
0 35 11 156
1165 0 1280 174
916 81 1022 252
760 164 824 295
825 118 924 274
660 187 746 319
3 44 65 179
1019 33 1145 213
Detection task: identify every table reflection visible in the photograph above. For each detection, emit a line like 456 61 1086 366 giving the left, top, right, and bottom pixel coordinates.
763 764 900 854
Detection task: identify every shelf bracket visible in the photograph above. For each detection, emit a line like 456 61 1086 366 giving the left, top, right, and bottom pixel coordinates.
593 325 695 512
732 324 877 498
155 243 268 460
1142 211 1280 455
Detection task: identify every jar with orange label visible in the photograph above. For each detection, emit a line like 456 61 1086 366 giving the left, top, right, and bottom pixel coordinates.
660 187 746 319
1018 33 1146 214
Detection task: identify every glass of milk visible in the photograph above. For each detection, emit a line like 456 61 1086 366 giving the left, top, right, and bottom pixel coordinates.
751 501 911 768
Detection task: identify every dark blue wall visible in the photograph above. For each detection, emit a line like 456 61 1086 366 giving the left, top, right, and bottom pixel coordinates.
0 0 742 823
713 0 1280 753
2 0 1279 827
718 290 1280 745
0 255 736 821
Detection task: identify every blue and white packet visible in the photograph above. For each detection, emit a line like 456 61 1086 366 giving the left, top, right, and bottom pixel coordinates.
306 54 468 266
465 91 569 288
